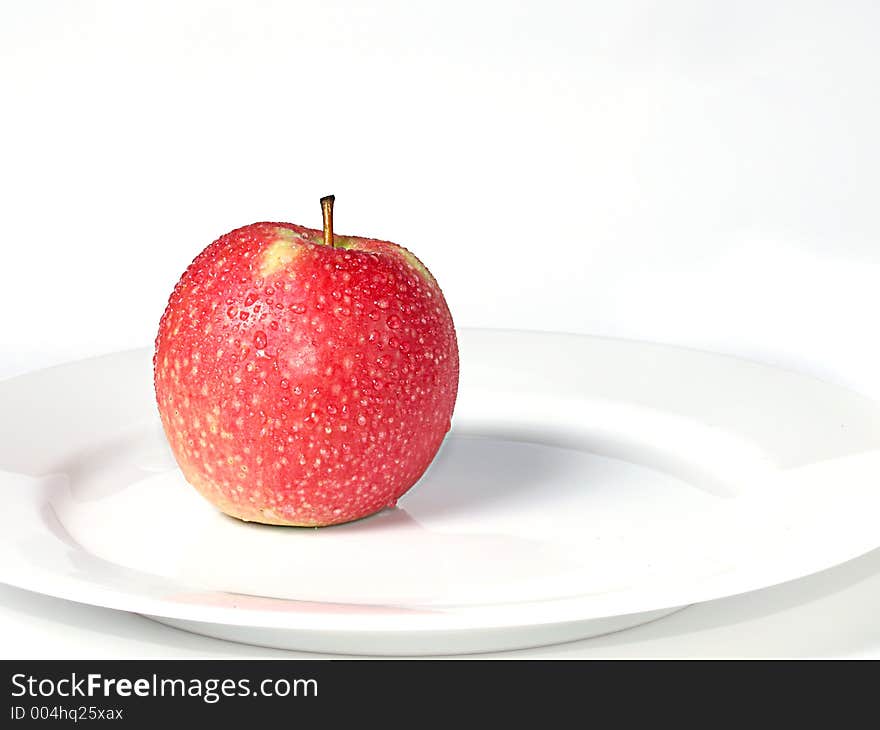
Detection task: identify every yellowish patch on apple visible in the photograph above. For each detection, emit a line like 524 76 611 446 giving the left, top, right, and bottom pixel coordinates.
396 247 435 285
260 228 305 276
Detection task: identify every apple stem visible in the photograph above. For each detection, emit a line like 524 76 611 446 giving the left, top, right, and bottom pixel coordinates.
321 195 335 248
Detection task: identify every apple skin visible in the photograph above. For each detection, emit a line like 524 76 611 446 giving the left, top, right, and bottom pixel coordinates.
154 222 459 526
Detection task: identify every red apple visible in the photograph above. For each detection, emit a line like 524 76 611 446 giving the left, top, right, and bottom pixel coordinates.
154 196 459 526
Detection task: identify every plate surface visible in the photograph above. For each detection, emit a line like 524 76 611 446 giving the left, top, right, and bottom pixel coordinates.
2 329 880 655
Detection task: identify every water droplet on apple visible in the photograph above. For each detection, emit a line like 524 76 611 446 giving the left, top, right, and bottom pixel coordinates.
226 306 237 318
291 303 306 314
245 292 258 307
377 355 390 369
376 299 389 310
254 331 267 349
327 404 337 415
280 378 289 389
386 315 401 329
356 415 367 426
239 311 250 321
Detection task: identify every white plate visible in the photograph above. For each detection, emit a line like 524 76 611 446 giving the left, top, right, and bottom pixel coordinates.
2 329 880 655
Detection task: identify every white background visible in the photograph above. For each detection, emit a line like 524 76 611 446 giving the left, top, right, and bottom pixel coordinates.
2 1 880 657
3 1 880 394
